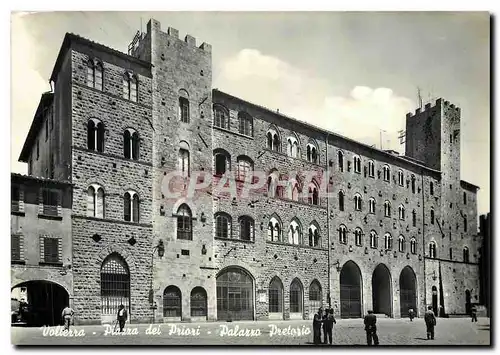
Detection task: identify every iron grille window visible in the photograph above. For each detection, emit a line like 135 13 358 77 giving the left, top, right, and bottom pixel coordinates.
216 268 254 321
179 97 190 123
42 189 59 216
309 282 321 301
215 213 231 239
190 288 207 317
290 281 302 313
43 237 60 263
177 204 193 240
11 234 22 261
163 286 182 317
101 254 130 315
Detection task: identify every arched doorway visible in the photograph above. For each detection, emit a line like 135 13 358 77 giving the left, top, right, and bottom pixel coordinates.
268 276 284 320
340 261 362 318
11 281 69 326
163 286 182 318
190 287 207 319
465 289 471 315
216 267 254 321
101 253 130 320
372 263 392 317
290 278 304 319
399 266 417 317
432 286 438 315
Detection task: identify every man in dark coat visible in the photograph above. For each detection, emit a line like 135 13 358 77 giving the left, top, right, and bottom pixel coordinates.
323 308 336 345
117 304 128 332
424 306 437 340
471 305 478 322
364 310 379 345
312 307 323 345
408 308 415 321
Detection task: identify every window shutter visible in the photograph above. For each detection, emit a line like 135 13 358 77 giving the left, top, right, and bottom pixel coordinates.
39 236 45 262
18 188 24 212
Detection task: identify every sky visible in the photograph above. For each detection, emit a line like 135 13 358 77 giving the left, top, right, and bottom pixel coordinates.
10 11 490 215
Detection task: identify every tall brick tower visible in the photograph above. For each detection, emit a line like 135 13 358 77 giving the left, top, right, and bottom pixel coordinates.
131 19 216 321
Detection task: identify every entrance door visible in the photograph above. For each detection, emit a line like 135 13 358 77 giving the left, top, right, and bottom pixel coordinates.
216 267 254 321
340 261 362 318
372 263 392 317
432 286 438 315
399 266 417 317
465 289 471 315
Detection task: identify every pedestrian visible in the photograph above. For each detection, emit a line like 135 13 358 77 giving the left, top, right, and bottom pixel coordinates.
364 310 379 346
312 307 323 345
61 304 74 331
322 308 328 344
409 308 415 321
117 304 128 332
471 305 478 323
324 307 337 345
424 306 437 340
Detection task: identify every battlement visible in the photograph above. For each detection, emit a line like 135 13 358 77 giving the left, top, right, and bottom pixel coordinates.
406 98 461 118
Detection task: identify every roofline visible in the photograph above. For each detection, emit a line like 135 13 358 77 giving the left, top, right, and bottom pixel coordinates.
11 173 73 186
461 180 480 191
50 33 152 83
213 89 442 176
18 92 54 162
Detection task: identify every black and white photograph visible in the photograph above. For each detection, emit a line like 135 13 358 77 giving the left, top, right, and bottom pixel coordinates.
9 10 491 346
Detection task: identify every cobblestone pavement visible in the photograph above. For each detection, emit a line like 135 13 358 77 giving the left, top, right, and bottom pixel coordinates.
11 317 490 346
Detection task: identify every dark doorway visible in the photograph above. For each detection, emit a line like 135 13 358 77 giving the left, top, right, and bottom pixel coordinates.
399 266 417 317
432 286 438 315
340 261 362 318
465 289 471 315
11 281 69 327
372 264 392 317
216 267 254 321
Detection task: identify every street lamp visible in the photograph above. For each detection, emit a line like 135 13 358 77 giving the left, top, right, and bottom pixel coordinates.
149 240 165 323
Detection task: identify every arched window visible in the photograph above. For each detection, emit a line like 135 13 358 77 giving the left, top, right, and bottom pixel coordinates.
290 279 303 314
383 165 390 182
177 204 193 240
123 128 140 160
430 208 435 225
308 182 319 206
238 112 253 136
354 227 363 246
410 237 417 254
398 170 404 186
267 127 281 152
430 181 434 195
123 191 139 222
429 241 437 258
87 184 105 218
163 286 181 317
287 135 299 158
384 201 391 217
214 149 230 176
190 287 207 317
214 105 229 129
463 246 470 263
412 210 417 227
339 224 347 244
179 143 190 177
101 253 130 315
289 179 300 202
339 190 345 211
399 204 405 220
267 216 282 242
353 155 361 173
87 59 103 90
306 142 319 163
215 212 232 239
370 230 378 249
269 277 283 314
411 175 416 194
369 198 376 214
87 118 105 152
338 151 344 172
239 216 254 241
237 156 253 182
354 193 362 211
308 222 320 248
179 97 190 123
463 216 468 232
368 160 375 177
384 233 393 250
398 235 405 252
267 170 280 198
288 219 302 245
308 280 322 313
123 72 138 102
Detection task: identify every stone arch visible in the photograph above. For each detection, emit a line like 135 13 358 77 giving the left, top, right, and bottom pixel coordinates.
372 263 392 317
216 266 255 321
340 260 363 318
399 265 417 317
171 198 199 218
96 244 137 275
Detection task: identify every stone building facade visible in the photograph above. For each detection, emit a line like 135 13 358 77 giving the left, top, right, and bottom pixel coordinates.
13 18 482 324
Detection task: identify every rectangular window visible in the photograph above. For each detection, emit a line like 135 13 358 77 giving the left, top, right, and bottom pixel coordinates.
179 149 190 177
449 247 453 260
95 68 103 91
130 82 137 102
463 192 467 205
11 234 23 262
42 189 59 216
181 249 190 256
179 97 190 123
123 79 130 99
41 237 60 264
87 66 94 87
11 185 20 212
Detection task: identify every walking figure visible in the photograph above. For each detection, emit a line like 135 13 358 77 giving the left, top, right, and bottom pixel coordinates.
117 304 128 332
61 304 74 331
424 306 437 340
408 308 415 321
364 310 379 346
312 307 323 345
323 307 336 345
471 305 478 322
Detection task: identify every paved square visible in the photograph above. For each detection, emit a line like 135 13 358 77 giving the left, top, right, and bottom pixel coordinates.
11 317 490 346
